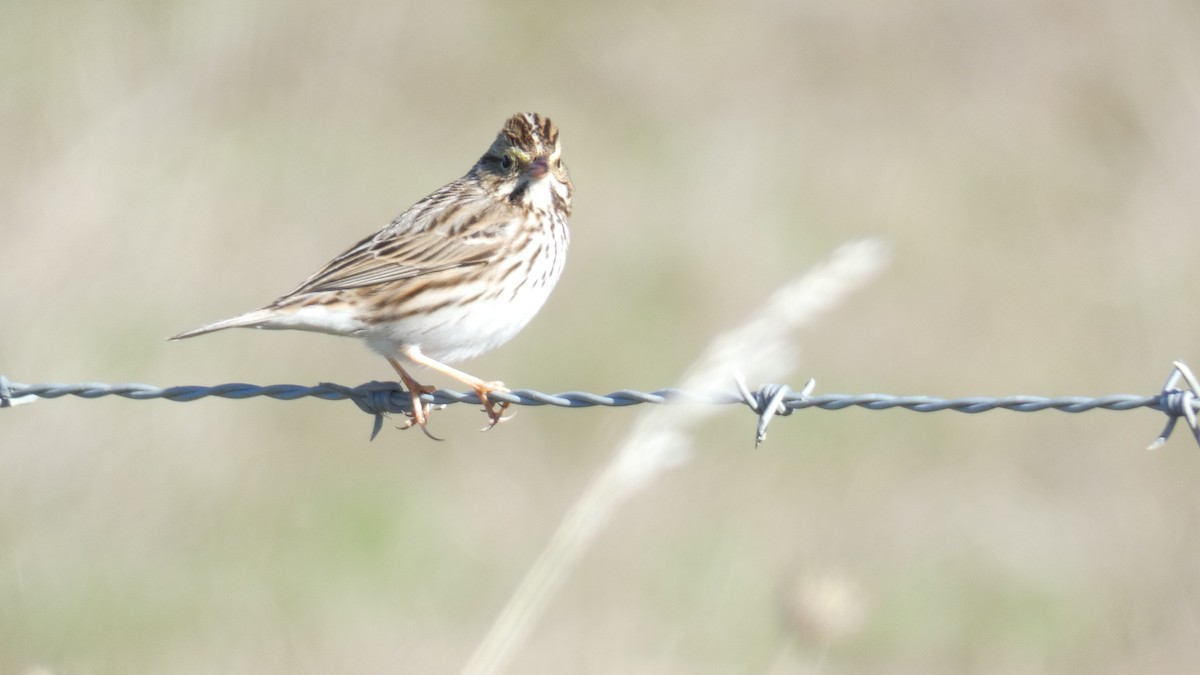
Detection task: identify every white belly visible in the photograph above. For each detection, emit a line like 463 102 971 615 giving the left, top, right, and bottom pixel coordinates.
362 274 559 363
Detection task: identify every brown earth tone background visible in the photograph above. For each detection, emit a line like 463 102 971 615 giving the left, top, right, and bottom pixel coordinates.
3 0 1200 672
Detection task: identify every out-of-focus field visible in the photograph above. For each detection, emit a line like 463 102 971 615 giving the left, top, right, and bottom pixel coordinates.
3 0 1200 672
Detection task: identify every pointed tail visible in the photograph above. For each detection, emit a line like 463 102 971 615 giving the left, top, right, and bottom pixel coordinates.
168 309 276 340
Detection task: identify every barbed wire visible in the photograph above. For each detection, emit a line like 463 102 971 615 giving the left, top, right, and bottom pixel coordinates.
2 361 1198 447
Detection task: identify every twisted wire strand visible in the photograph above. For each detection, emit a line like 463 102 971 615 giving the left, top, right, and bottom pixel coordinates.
3 362 1198 448
0 379 1175 412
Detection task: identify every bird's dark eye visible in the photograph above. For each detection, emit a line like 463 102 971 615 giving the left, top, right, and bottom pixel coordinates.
500 155 513 170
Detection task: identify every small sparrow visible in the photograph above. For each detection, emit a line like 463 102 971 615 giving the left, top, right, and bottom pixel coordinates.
172 113 572 438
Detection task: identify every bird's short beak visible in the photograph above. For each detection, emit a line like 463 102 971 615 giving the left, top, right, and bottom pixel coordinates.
527 156 550 179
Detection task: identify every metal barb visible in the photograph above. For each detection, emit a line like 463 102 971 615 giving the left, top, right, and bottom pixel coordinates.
321 382 420 441
0 375 38 408
1148 361 1200 450
735 373 815 447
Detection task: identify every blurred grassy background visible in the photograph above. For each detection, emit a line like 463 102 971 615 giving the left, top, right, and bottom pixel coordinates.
3 0 1200 672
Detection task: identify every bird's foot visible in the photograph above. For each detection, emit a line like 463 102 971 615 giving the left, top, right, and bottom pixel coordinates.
476 381 515 431
397 382 443 441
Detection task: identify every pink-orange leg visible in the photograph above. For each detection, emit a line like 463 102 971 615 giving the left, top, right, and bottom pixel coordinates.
399 345 514 431
386 357 442 441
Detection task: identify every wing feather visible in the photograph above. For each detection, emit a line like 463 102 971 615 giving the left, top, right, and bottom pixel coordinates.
276 181 516 298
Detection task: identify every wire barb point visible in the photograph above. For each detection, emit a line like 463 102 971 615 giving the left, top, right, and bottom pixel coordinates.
735 373 815 447
0 375 38 408
322 381 419 441
1148 361 1200 450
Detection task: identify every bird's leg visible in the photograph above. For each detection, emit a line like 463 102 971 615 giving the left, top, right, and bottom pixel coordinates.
399 346 514 431
386 356 442 441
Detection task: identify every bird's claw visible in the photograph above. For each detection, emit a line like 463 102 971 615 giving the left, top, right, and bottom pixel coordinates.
479 401 517 431
476 381 514 431
398 383 443 441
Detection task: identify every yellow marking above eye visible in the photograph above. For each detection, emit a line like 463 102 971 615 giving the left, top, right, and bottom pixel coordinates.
509 148 536 165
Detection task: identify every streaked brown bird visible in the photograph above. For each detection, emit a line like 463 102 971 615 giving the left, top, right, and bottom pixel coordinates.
171 113 572 438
